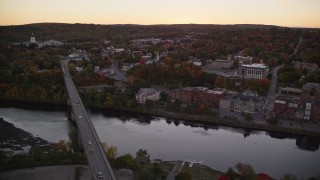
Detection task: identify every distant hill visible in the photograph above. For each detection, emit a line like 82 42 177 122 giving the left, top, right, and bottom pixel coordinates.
0 23 109 45
0 23 297 46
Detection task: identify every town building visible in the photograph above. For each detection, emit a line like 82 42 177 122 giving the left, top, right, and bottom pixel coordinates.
30 33 36 43
40 40 64 47
234 55 253 64
273 96 305 121
69 49 89 61
121 63 138 71
23 34 63 48
279 87 302 97
239 63 269 79
169 87 194 104
301 83 320 104
278 87 302 103
210 59 234 69
169 87 227 108
311 101 320 123
131 38 161 46
135 88 161 104
233 90 262 113
219 96 234 111
295 61 319 72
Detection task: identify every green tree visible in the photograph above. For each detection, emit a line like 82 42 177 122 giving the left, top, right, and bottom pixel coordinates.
226 167 237 180
153 163 162 178
114 154 138 169
68 129 81 152
235 162 256 180
107 146 117 160
135 149 151 165
28 145 44 161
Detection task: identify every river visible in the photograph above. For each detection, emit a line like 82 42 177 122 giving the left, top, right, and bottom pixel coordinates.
0 107 319 179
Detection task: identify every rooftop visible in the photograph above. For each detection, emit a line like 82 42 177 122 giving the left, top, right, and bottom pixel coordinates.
275 100 286 104
302 83 320 90
280 87 302 93
241 63 268 69
221 95 233 101
213 59 233 63
137 88 159 96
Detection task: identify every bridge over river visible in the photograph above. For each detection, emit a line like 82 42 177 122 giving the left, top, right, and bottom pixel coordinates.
61 60 117 180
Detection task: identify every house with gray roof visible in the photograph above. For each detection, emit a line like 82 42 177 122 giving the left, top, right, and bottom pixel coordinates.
233 90 262 113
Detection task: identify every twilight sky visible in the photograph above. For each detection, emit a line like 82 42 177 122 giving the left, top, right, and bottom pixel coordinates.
1 0 319 27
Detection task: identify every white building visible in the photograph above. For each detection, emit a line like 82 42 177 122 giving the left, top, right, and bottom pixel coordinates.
69 49 89 61
210 59 234 69
121 63 138 71
135 88 161 104
239 63 269 79
30 33 36 43
40 40 64 47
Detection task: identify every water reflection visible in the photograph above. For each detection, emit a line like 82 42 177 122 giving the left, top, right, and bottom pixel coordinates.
90 113 320 179
1 106 320 179
90 107 320 152
269 132 320 151
192 130 211 137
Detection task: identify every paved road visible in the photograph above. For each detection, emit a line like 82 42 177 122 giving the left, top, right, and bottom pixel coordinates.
265 30 304 113
109 60 128 82
289 30 304 59
265 64 283 113
166 161 184 180
61 60 117 180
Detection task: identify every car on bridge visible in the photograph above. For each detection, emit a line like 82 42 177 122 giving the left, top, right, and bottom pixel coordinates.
98 172 103 178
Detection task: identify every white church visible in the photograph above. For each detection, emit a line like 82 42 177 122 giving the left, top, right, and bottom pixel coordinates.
24 33 64 48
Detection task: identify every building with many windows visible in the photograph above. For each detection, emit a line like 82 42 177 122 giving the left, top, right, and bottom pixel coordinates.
135 88 160 104
169 87 226 108
239 63 269 79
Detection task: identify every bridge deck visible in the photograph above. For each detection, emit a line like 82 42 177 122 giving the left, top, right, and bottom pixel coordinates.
61 60 117 180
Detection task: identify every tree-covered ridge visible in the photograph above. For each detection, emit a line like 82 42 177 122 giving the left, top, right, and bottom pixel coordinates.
1 23 319 67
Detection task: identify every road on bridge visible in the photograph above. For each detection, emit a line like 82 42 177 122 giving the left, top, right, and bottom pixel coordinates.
61 60 117 180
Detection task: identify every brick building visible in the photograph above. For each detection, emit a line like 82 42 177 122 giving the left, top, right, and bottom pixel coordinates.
273 96 303 120
169 87 226 108
301 83 320 104
169 87 194 104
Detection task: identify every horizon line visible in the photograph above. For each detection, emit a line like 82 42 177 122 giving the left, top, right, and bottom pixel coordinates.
1 22 320 29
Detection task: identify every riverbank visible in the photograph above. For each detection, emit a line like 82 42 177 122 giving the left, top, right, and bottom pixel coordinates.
1 97 320 138
0 117 50 152
88 104 320 138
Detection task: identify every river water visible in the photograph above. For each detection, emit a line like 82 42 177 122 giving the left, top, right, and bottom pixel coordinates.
0 107 319 179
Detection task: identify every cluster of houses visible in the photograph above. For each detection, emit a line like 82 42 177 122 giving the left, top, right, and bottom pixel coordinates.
274 83 320 123
135 86 264 114
131 38 173 47
69 49 89 61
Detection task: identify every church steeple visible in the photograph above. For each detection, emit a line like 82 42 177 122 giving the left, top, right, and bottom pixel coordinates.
30 33 36 43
